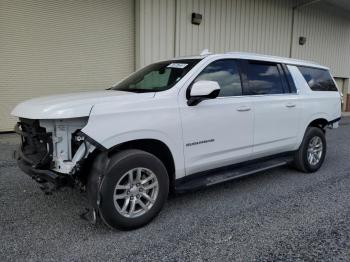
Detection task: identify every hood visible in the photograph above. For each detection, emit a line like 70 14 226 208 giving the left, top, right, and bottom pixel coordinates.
11 90 155 119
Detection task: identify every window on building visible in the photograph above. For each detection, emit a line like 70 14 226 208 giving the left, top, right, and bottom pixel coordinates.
245 62 284 95
297 66 338 91
194 59 242 97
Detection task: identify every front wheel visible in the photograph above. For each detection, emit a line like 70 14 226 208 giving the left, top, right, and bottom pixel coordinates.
98 149 169 230
293 127 326 173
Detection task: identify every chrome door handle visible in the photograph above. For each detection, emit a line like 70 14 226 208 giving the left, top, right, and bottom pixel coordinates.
285 103 296 108
237 106 251 112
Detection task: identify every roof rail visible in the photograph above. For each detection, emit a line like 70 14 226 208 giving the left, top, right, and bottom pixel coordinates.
224 51 324 68
225 51 264 56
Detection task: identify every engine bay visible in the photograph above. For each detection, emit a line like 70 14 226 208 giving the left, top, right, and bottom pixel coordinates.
17 117 95 175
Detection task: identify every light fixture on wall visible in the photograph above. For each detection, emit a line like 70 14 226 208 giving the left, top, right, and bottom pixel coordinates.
299 36 307 45
191 13 202 25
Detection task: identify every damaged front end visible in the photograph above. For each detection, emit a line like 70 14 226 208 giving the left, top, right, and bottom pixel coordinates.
14 117 97 192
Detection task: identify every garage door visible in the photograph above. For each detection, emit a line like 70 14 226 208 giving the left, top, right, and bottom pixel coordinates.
0 0 135 131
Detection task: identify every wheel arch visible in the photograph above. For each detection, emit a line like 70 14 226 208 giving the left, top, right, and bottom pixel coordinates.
108 139 176 192
295 115 330 150
307 118 329 130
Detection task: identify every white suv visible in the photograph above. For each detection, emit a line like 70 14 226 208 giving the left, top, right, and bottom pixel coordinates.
12 52 341 230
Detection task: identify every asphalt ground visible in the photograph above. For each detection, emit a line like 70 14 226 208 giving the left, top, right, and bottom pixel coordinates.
1 118 350 261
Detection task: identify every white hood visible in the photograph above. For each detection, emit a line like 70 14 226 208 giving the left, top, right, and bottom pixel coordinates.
11 90 154 119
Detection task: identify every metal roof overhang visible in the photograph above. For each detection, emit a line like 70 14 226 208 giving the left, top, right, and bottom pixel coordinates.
324 0 350 12
321 0 350 17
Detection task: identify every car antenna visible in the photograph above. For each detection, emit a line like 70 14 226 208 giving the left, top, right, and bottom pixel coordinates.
200 49 212 56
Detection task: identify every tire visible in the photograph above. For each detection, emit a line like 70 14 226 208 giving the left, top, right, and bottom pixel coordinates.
293 126 326 173
98 149 169 230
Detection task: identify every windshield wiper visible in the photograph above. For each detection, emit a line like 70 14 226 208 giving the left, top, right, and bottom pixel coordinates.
111 88 157 93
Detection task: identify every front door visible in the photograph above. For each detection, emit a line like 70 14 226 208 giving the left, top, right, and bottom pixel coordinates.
179 59 254 175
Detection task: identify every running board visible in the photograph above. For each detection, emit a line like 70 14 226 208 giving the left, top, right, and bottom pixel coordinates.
175 156 293 193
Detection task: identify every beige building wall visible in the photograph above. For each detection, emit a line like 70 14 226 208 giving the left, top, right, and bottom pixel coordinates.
174 0 294 58
137 0 350 80
292 5 350 78
2 0 350 131
0 0 135 131
136 0 176 69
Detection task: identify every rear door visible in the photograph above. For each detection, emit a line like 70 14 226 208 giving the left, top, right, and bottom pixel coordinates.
240 60 300 156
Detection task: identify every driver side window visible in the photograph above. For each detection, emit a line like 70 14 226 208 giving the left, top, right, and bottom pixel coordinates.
194 59 242 97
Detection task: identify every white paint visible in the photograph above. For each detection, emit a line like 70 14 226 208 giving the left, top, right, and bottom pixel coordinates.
167 63 188 69
13 52 341 178
11 91 151 119
190 81 220 97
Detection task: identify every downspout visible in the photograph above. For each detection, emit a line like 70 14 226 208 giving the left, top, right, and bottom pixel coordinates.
289 0 322 58
173 0 177 58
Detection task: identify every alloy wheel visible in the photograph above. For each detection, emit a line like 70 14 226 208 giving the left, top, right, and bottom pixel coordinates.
113 167 159 218
307 136 323 166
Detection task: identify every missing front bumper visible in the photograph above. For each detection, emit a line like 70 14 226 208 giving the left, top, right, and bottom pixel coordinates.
15 148 69 187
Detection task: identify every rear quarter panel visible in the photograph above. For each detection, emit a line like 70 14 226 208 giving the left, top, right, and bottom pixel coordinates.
288 65 341 149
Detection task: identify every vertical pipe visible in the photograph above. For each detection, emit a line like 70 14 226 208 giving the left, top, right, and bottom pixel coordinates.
289 6 295 58
173 0 177 57
289 0 321 58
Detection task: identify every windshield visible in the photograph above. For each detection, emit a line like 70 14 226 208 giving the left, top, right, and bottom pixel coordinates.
111 59 201 93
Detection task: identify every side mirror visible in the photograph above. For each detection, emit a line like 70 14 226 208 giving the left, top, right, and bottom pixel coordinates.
187 80 220 106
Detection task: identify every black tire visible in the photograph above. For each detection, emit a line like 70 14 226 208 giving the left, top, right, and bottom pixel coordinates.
98 149 169 230
293 126 326 173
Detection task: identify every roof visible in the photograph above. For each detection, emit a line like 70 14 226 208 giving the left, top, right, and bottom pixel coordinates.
173 51 329 70
324 0 350 13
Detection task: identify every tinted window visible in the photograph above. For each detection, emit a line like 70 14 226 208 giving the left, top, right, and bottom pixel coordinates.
194 60 242 97
245 62 284 95
298 66 338 91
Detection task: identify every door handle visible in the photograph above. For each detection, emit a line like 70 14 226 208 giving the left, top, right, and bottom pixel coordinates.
285 103 296 108
237 106 251 112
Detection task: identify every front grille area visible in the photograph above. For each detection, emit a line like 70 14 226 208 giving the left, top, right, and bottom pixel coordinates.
15 118 53 169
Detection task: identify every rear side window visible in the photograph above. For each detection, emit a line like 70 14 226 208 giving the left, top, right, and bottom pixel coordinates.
298 66 338 91
244 62 285 95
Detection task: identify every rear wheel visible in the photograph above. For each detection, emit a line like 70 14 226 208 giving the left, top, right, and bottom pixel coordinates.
98 149 169 230
293 127 326 173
